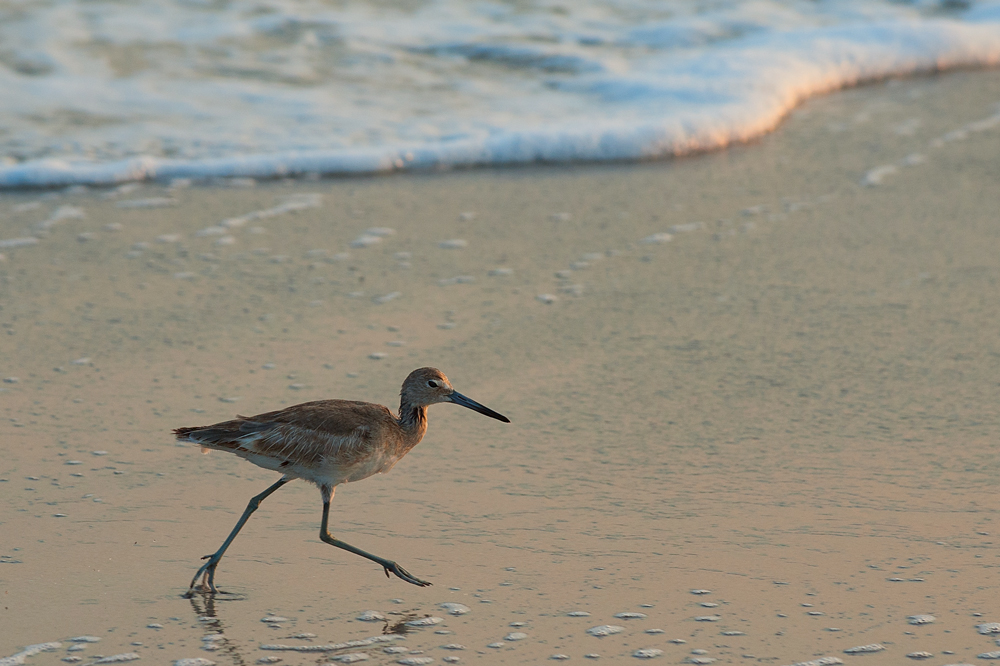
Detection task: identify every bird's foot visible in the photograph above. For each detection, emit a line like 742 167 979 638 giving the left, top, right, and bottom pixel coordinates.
183 557 221 597
383 561 431 587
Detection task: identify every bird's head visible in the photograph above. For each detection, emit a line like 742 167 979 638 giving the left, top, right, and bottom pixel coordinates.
401 367 510 423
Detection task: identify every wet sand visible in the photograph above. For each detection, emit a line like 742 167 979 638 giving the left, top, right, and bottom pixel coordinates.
2 69 1000 665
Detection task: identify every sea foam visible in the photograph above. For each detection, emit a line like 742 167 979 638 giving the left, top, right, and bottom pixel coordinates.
0 2 998 187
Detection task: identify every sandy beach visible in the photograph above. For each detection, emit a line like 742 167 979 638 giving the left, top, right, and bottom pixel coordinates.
2 67 1000 665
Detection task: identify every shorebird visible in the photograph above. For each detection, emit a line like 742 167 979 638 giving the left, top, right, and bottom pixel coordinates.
175 367 509 597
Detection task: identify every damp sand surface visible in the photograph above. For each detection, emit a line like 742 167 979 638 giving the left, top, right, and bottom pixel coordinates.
2 70 1000 665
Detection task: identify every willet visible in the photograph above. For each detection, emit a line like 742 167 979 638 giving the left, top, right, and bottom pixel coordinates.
175 367 509 596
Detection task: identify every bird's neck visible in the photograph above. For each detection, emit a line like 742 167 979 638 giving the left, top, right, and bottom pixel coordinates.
398 401 428 437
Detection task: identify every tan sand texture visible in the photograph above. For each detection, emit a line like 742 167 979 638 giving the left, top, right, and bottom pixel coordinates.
1 68 1000 665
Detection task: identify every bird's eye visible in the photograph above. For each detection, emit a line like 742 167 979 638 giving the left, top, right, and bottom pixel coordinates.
427 380 439 388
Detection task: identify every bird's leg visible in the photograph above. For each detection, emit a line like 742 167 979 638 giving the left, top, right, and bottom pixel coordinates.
184 476 291 597
318 486 431 587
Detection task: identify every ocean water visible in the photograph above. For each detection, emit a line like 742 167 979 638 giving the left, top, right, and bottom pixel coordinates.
1 0 999 187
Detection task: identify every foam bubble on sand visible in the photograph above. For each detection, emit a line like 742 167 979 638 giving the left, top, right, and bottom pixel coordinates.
908 615 935 625
861 165 897 186
440 603 470 616
783 659 843 666
116 198 176 209
639 233 673 244
174 659 215 666
0 642 61 666
843 645 885 654
261 636 401 652
439 239 468 249
350 235 381 248
356 611 386 622
0 237 40 249
93 654 140 663
330 655 369 664
586 625 624 637
979 653 1000 660
35 205 85 230
634 649 664 659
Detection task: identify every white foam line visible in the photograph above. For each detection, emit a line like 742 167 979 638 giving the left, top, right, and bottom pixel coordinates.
0 20 998 188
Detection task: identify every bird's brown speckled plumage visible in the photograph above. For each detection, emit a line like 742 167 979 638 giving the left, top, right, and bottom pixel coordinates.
174 367 509 596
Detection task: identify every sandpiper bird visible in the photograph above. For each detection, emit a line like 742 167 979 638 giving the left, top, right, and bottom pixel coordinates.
175 367 509 596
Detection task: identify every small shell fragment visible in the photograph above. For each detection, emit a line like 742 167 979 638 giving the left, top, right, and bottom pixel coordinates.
979 623 1000 634
906 653 933 660
504 633 527 641
405 617 444 627
615 613 647 620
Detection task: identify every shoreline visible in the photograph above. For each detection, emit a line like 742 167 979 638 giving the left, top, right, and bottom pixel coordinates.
2 56 1000 190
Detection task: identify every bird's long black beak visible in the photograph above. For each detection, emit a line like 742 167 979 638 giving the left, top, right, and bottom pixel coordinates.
448 391 510 423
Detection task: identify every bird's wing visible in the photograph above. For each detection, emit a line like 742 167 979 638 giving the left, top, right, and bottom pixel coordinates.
175 400 395 469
